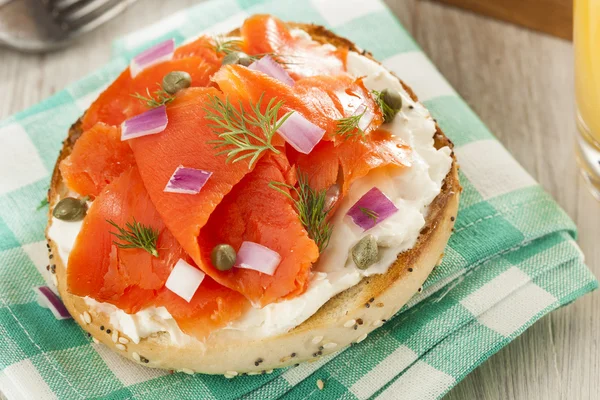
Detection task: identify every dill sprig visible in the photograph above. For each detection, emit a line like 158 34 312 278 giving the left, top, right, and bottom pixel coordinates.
37 198 49 211
335 108 367 140
205 93 293 169
359 207 379 223
372 90 396 123
131 85 174 108
107 218 160 257
211 36 244 56
269 171 333 252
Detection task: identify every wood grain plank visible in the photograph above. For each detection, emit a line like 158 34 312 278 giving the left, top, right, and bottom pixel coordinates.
433 0 573 40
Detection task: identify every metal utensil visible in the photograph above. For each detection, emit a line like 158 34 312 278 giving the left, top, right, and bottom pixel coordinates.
0 0 138 53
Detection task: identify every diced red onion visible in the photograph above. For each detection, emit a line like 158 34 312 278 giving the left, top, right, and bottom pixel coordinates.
165 259 206 302
346 187 399 231
248 55 295 86
235 241 281 276
130 39 175 78
276 112 325 154
356 103 375 132
121 105 168 141
164 165 212 194
33 286 71 320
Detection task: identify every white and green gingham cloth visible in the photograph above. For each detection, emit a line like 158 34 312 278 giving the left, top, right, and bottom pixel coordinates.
0 0 596 399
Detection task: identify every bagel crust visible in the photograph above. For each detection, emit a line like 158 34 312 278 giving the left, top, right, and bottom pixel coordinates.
46 22 461 375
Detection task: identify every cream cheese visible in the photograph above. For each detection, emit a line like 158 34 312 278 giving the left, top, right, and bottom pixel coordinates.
48 38 452 343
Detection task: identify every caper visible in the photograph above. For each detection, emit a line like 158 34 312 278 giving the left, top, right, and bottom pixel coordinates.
211 244 237 271
380 88 403 122
52 197 88 222
162 71 192 95
351 235 379 270
222 52 253 67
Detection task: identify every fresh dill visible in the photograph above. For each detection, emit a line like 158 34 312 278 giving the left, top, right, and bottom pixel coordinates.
211 36 244 56
37 198 49 211
269 170 333 252
335 108 367 140
107 218 160 257
372 90 397 123
204 93 293 169
131 85 174 108
359 207 379 223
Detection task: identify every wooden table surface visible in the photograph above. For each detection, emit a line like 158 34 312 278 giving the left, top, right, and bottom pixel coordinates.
0 0 597 398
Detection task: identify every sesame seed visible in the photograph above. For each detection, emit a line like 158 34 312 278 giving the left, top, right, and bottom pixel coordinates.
312 352 318 357
409 105 414 109
408 268 413 272
83 312 91 324
140 356 149 364
317 379 325 390
248 371 261 376
451 216 455 221
353 325 358 330
132 352 141 362
323 342 337 349
365 303 370 308
376 303 384 308
368 298 374 303
100 325 104 331
111 331 118 343
261 370 266 374
92 337 100 344
373 320 383 327
224 374 235 379
118 337 129 344
418 287 422 292
356 333 368 343
312 336 323 344
46 243 50 249
291 353 296 357
294 363 300 367
106 329 111 334
344 319 356 328
357 318 363 325
49 255 53 259
319 346 324 351
226 371 238 377
382 319 387 322
266 369 273 374
46 265 50 271
181 368 194 375
115 344 126 351
317 351 322 356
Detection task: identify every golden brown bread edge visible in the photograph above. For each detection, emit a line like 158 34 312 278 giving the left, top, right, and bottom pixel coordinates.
46 22 461 375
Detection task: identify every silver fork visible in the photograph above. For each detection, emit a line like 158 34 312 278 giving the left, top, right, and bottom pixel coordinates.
0 0 138 53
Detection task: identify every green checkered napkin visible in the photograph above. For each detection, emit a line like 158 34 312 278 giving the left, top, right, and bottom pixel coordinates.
0 0 596 399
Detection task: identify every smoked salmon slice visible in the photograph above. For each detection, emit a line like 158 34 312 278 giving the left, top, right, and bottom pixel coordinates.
67 166 248 337
128 87 257 282
82 57 219 130
198 153 319 306
213 65 383 144
241 14 346 79
60 123 135 197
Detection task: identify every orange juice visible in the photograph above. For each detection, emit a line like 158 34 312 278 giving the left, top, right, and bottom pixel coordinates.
574 0 600 199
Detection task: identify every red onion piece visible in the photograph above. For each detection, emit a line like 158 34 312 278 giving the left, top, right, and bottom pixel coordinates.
276 112 325 154
355 103 375 132
346 187 399 231
248 55 295 86
165 259 206 302
33 286 71 320
121 105 168 140
164 165 212 194
130 39 175 78
235 241 281 276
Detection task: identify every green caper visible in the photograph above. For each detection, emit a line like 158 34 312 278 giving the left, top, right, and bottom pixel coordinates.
52 197 88 222
380 88 403 122
211 244 237 271
162 71 192 95
222 52 253 67
351 235 379 270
